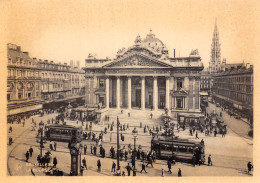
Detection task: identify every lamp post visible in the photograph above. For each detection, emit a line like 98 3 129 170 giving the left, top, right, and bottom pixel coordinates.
116 116 120 171
39 121 44 157
132 127 138 168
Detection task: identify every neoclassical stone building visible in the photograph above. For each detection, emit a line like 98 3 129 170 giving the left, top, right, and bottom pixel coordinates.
84 31 204 118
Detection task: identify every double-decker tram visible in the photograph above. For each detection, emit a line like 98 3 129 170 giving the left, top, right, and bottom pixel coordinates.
151 135 205 164
44 124 83 143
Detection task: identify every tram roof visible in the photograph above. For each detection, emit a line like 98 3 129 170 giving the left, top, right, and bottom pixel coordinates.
153 135 201 145
46 124 82 129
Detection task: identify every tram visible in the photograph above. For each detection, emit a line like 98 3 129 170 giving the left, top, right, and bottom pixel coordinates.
151 135 205 164
44 124 83 143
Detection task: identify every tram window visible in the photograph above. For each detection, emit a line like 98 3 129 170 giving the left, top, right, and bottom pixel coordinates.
179 146 187 152
173 145 178 151
188 147 194 153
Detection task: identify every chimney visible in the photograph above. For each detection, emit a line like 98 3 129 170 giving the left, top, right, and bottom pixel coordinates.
77 60 80 68
23 52 29 56
44 60 48 63
173 49 176 58
64 63 67 65
50 61 54 64
70 60 74 67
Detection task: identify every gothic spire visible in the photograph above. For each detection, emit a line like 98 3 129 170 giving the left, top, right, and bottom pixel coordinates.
209 19 221 73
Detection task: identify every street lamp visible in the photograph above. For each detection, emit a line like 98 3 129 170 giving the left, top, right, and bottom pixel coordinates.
39 121 44 157
116 116 120 172
132 127 138 168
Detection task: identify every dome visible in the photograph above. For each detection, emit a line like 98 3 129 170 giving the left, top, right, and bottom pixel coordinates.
142 30 167 54
142 30 164 48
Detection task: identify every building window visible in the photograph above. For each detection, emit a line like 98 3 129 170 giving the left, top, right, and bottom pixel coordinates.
177 78 183 90
7 94 11 101
176 97 183 109
18 93 22 99
28 93 31 98
99 78 104 88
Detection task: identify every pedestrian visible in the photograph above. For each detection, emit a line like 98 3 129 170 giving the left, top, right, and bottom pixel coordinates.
126 163 132 176
84 144 87 155
247 161 253 174
133 168 137 176
94 145 97 155
178 168 182 177
208 155 213 166
29 146 33 157
122 171 125 176
111 161 116 172
195 131 199 139
128 112 130 117
97 159 101 171
53 156 57 167
192 155 196 167
161 168 164 177
140 162 147 173
90 144 93 154
125 150 128 161
54 142 57 151
146 156 153 168
25 151 30 162
131 158 135 168
9 126 12 133
150 113 153 119
167 160 172 173
151 105 153 111
9 137 13 145
80 165 84 176
50 143 53 151
82 157 87 169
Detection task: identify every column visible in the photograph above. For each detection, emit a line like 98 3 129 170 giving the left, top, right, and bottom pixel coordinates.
116 76 120 109
128 76 132 109
153 76 158 110
165 77 170 110
141 76 145 110
106 77 109 108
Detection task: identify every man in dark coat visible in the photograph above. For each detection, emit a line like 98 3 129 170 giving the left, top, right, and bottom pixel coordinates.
82 157 87 169
97 159 101 171
84 144 87 155
111 161 116 172
29 146 33 157
167 160 172 173
53 157 57 167
126 163 132 176
247 161 253 174
140 162 147 173
146 156 153 168
178 168 182 177
25 151 30 162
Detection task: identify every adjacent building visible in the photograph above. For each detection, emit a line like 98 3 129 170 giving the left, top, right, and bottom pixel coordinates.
200 71 211 96
7 43 42 117
212 65 253 123
38 59 85 109
84 30 204 119
7 43 85 119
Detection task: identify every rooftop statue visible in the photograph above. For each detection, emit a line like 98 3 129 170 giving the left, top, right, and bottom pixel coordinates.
134 34 142 44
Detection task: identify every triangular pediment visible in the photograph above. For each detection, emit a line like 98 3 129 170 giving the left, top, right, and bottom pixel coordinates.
103 52 173 68
171 89 189 96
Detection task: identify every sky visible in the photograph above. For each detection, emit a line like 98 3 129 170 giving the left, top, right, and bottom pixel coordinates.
2 0 260 69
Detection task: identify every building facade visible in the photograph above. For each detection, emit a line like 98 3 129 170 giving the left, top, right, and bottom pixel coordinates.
84 31 204 118
212 65 253 123
200 71 211 96
7 43 86 119
38 60 85 109
7 43 42 117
